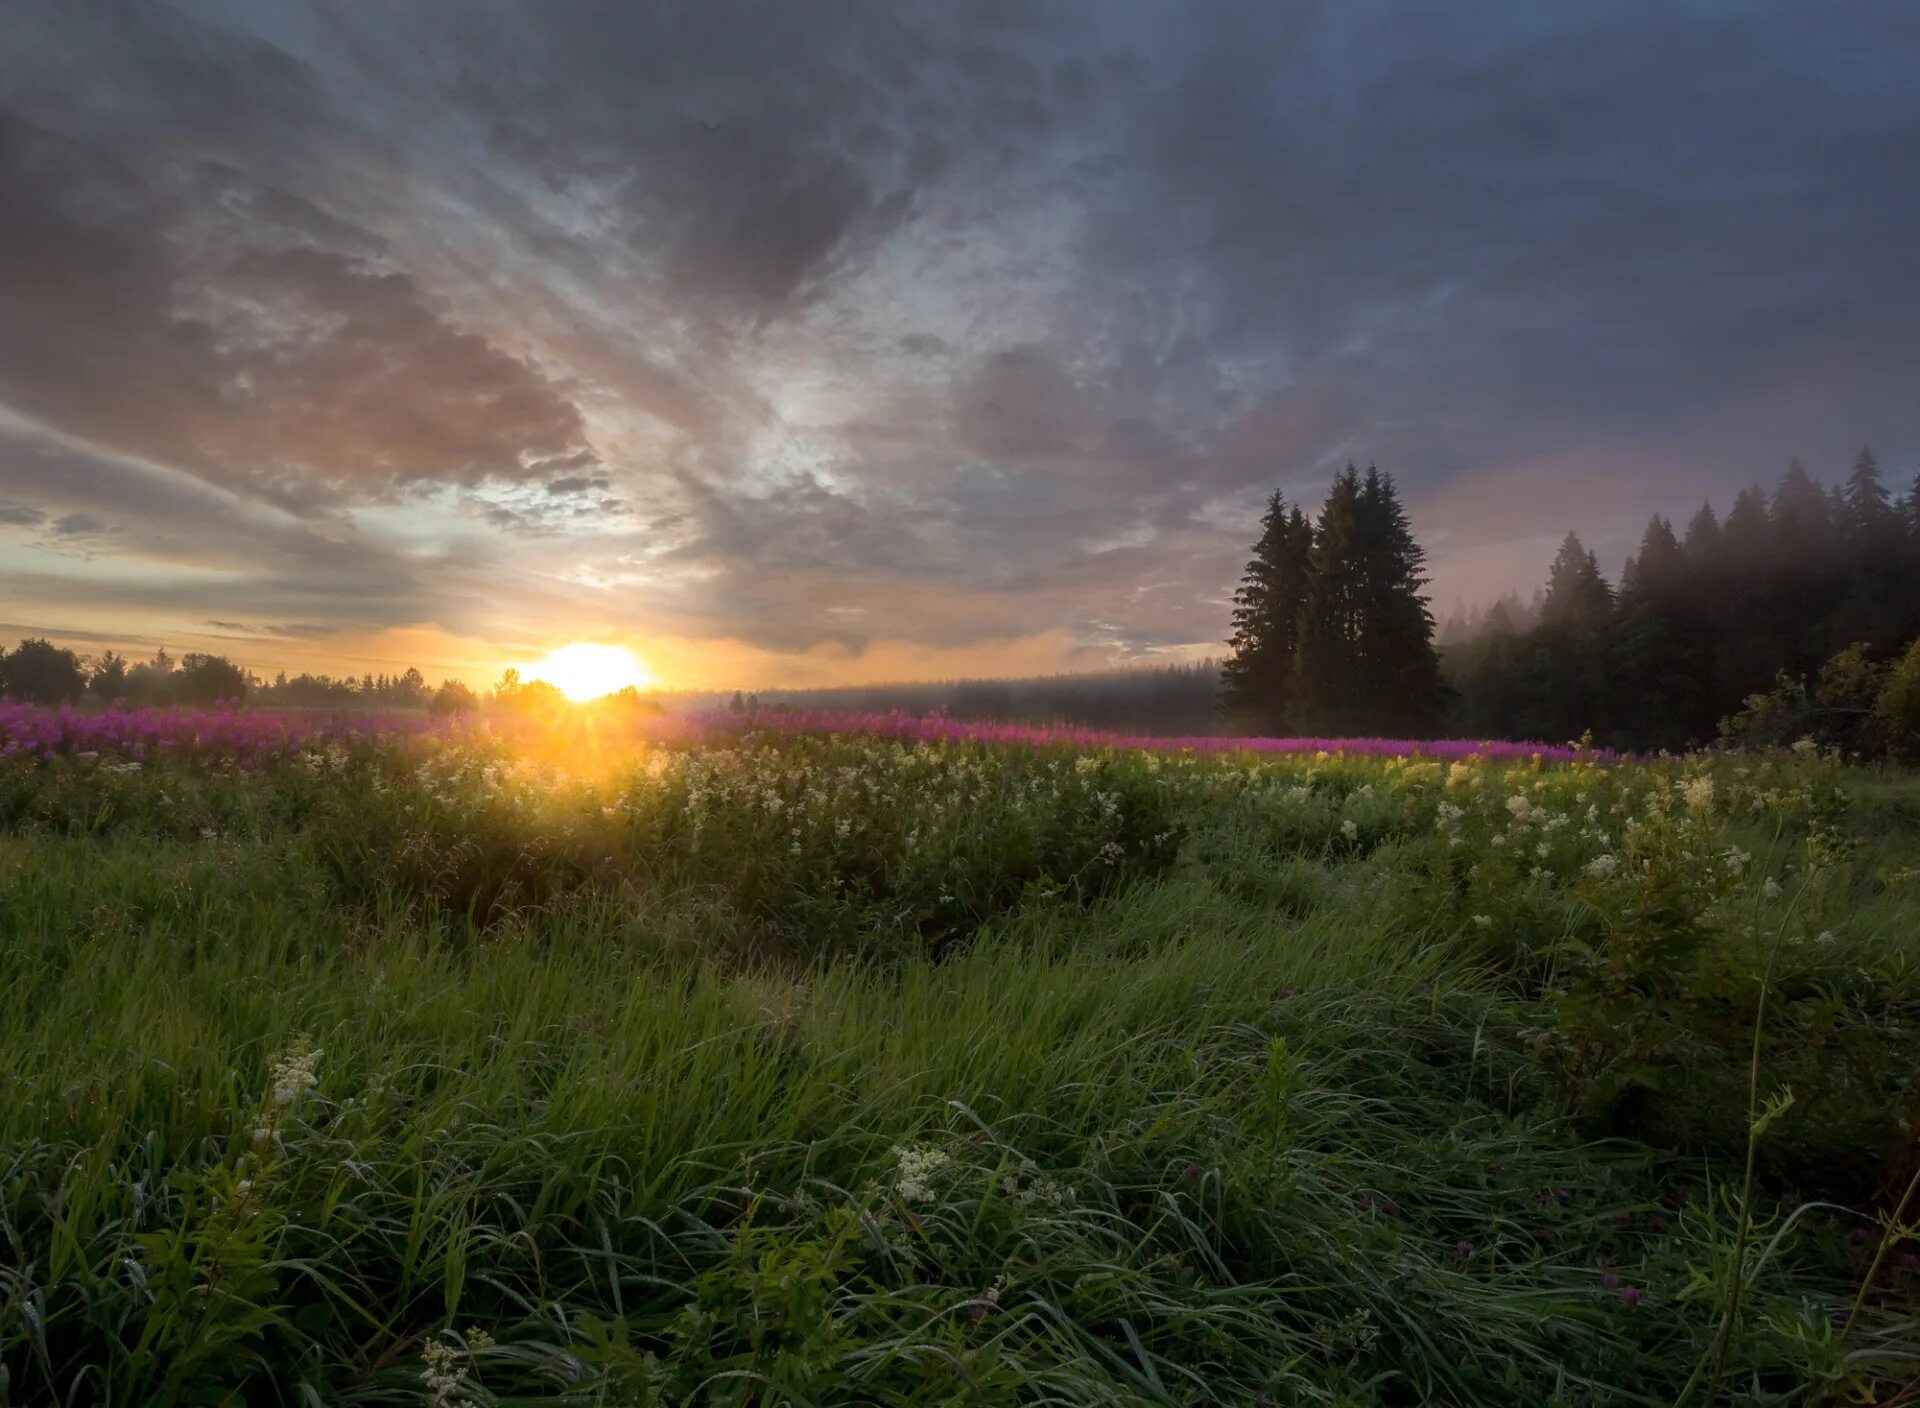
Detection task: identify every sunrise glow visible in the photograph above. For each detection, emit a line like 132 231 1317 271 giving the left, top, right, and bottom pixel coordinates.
525 643 655 701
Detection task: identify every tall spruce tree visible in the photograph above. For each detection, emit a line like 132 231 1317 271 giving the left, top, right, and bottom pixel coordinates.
1843 446 1895 548
1615 515 1699 747
1352 466 1447 733
1219 491 1313 732
1539 533 1613 630
1288 465 1445 735
1618 515 1683 609
1291 467 1365 732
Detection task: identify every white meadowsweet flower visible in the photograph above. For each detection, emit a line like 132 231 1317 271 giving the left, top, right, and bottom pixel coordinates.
269 1034 321 1108
1340 819 1358 840
1761 877 1784 900
1584 854 1618 879
893 1144 953 1204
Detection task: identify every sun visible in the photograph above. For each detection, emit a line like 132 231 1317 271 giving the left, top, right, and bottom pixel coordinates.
525 643 655 701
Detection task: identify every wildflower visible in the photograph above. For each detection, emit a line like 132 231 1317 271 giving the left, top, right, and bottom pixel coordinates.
1471 915 1492 929
1454 1239 1474 1258
1182 1162 1202 1182
1618 1284 1645 1306
1790 736 1818 755
1681 775 1714 814
1815 930 1837 946
1505 794 1534 824
1584 854 1618 880
892 1144 952 1204
1340 819 1358 840
419 1334 482 1408
268 1034 321 1108
1761 877 1784 900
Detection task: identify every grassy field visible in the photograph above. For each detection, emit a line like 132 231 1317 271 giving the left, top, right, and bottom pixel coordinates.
2 716 1918 1405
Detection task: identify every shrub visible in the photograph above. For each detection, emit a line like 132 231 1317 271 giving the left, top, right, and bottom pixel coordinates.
1872 636 1920 762
176 652 250 706
428 679 479 716
0 637 86 704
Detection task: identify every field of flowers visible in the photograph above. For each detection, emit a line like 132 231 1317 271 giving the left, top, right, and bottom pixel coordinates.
1 703 1917 1404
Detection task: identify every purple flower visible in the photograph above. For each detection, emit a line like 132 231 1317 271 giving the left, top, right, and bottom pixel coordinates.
1602 1272 1621 1289
1182 1162 1202 1182
1454 1239 1475 1258
1619 1284 1645 1306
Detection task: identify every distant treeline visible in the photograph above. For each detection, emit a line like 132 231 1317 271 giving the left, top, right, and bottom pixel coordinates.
0 644 486 716
1444 449 1920 750
724 662 1225 736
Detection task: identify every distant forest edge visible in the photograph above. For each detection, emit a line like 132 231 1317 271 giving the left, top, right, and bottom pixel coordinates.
1219 449 1920 756
4 448 1920 756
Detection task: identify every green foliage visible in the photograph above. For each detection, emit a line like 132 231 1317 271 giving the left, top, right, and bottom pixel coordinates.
427 678 479 716
1873 636 1920 762
1447 451 1920 750
177 651 250 706
0 636 86 704
1225 466 1446 738
3 733 1920 1402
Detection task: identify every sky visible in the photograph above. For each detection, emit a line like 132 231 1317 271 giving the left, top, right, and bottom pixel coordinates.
2 0 1917 690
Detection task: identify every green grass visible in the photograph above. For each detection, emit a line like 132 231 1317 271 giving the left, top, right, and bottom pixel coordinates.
2 733 1917 1404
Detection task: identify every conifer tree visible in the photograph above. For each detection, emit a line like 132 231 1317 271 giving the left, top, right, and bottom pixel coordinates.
1843 445 1895 547
1539 533 1613 630
1721 486 1770 579
1290 467 1364 732
1219 491 1313 732
1352 466 1447 733
1681 502 1722 564
1618 515 1683 609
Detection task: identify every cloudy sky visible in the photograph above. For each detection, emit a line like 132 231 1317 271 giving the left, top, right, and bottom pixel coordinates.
2 0 1917 688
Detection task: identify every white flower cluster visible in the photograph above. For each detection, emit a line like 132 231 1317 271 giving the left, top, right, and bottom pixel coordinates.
268 1034 321 1108
893 1143 953 1204
420 1328 492 1408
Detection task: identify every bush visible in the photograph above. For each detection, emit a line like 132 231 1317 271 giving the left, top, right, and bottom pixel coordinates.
1721 642 1886 754
0 637 86 705
176 653 250 706
428 679 479 716
1873 636 1920 762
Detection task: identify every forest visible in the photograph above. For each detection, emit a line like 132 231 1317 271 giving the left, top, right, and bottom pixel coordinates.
1223 449 1920 753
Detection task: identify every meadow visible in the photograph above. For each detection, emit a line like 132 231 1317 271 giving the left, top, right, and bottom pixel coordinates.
1 704 1917 1406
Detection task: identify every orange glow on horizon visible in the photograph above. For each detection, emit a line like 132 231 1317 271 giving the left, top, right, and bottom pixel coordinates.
524 642 656 700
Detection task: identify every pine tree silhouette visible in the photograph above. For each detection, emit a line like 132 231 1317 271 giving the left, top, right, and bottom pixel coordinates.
1219 491 1313 733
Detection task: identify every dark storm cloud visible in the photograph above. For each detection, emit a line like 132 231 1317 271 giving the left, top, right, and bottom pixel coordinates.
2 0 1917 660
0 6 595 512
